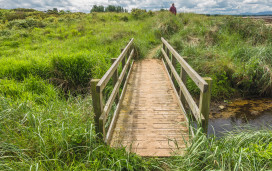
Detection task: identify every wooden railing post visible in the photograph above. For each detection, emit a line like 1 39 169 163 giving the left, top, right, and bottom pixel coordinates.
121 48 127 86
179 57 188 107
166 48 171 73
171 56 177 82
199 77 212 133
179 67 187 107
127 48 133 73
111 58 119 104
121 48 125 69
90 79 103 137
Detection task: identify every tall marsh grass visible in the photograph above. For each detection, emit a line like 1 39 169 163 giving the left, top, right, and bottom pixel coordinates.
169 128 272 170
0 95 158 170
168 13 272 99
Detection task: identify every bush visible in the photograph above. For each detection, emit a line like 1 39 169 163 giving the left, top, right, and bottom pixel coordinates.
120 16 128 22
51 52 108 93
0 59 51 81
7 18 46 29
0 76 57 104
223 17 271 45
131 8 147 19
51 54 92 92
0 30 11 37
154 12 182 38
5 11 27 21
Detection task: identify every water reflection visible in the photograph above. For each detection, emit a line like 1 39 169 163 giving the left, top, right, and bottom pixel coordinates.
208 110 272 137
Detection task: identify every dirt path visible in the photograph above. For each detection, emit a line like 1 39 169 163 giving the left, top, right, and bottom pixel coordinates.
146 45 162 59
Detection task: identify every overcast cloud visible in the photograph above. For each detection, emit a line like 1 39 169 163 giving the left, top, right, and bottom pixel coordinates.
0 0 271 14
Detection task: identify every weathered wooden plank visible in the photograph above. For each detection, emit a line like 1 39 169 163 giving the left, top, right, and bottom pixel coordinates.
96 38 134 92
199 77 212 133
162 48 204 122
161 37 208 93
161 58 196 138
110 59 189 156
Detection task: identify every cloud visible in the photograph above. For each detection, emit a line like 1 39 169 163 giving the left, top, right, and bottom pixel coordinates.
0 0 271 14
243 0 261 4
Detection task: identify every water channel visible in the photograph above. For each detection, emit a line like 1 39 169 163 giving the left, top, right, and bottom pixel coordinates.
207 98 272 137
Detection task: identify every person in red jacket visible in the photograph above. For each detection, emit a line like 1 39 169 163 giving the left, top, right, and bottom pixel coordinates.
169 3 177 15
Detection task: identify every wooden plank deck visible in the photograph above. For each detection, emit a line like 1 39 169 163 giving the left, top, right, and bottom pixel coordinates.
110 59 189 157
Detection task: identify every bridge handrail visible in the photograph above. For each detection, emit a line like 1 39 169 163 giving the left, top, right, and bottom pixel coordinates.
96 38 134 91
91 38 134 143
161 38 208 92
161 37 212 132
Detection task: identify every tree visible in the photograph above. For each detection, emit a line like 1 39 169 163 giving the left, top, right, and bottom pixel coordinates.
105 5 116 12
91 5 127 13
53 8 58 13
91 5 104 12
47 8 58 14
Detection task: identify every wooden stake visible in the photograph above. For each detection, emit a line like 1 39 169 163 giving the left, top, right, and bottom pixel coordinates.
199 77 212 133
111 58 119 104
90 79 103 137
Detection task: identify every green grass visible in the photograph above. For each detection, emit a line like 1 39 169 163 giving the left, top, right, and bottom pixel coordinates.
168 128 272 170
0 9 272 170
0 95 160 170
168 14 272 99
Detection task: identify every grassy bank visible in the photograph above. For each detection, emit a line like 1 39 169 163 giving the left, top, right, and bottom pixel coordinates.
1 8 272 170
168 128 272 170
167 13 272 99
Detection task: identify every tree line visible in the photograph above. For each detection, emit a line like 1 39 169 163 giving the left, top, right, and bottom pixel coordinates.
91 5 128 13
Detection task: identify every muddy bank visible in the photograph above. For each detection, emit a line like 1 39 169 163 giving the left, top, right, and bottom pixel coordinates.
210 98 272 119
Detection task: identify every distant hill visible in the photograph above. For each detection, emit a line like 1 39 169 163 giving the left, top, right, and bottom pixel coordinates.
240 11 272 16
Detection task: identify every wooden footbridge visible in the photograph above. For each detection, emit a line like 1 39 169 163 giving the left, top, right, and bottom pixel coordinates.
91 38 212 157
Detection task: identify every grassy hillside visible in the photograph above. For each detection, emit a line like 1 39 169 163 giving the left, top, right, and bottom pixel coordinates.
0 9 271 170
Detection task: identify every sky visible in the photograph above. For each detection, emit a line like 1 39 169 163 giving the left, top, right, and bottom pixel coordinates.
0 0 271 14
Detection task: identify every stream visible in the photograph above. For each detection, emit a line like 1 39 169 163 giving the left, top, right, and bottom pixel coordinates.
207 98 272 137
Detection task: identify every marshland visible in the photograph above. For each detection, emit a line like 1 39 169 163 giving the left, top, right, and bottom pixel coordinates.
0 8 271 170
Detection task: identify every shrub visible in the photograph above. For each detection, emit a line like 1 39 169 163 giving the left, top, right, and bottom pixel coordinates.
120 16 128 22
148 10 154 16
12 8 36 12
0 30 11 37
0 59 51 81
131 8 147 19
5 11 27 21
51 52 108 93
7 18 46 29
223 17 271 45
154 12 182 38
0 76 57 104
